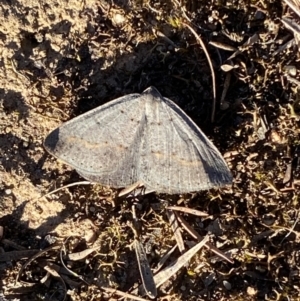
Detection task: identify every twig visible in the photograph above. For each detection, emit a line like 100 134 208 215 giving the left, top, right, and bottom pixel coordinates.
102 287 150 301
183 22 217 122
42 181 93 199
16 244 61 283
132 205 157 299
176 214 233 264
166 206 208 217
152 236 209 288
167 209 185 252
284 0 300 18
280 211 300 244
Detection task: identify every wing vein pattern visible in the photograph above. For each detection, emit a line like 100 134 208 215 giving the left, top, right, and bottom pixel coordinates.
44 87 232 194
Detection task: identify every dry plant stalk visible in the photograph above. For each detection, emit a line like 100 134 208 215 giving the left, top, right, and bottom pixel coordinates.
132 204 157 299
152 236 210 288
182 22 217 123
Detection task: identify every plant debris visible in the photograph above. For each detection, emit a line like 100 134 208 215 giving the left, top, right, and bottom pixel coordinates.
2 0 300 300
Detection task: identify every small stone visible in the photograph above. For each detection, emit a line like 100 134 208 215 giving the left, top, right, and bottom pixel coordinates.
284 65 297 76
112 13 126 26
247 286 257 296
223 280 232 290
5 189 12 195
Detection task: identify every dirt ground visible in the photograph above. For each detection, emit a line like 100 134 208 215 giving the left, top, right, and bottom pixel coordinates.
1 0 300 300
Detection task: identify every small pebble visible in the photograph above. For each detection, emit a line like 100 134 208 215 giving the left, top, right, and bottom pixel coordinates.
5 189 12 195
223 280 232 290
284 65 297 76
112 13 126 26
